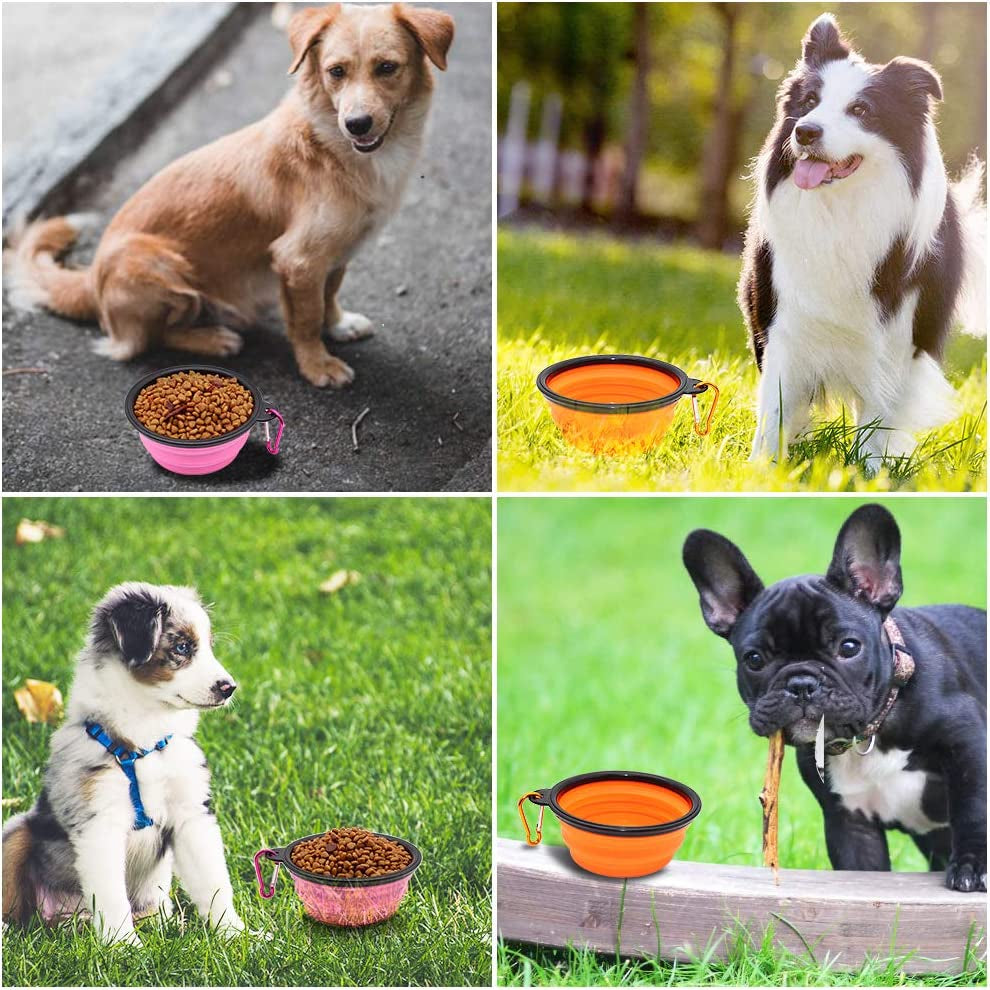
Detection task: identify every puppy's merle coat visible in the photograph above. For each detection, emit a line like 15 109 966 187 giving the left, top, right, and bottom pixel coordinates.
684 505 986 892
740 14 986 467
2 583 245 943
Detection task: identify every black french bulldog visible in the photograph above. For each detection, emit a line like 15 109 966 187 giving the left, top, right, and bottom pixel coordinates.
682 504 987 892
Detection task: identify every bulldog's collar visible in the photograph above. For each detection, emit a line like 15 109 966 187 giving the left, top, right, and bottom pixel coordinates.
825 616 915 756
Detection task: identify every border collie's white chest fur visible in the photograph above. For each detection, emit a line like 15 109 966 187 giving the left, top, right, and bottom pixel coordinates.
828 746 946 834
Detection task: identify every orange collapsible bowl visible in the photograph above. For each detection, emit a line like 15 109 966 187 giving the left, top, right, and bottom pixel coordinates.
518 770 701 878
536 355 719 454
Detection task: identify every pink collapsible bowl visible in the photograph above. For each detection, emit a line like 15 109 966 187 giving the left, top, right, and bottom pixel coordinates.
254 831 422 928
125 364 284 476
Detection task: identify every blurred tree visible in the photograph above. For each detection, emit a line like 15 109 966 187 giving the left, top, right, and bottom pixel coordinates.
696 3 749 248
618 3 652 221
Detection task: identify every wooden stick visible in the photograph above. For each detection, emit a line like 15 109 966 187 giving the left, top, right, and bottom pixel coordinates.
760 729 785 884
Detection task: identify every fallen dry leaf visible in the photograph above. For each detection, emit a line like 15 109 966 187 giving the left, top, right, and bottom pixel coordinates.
319 570 362 595
15 518 65 545
14 679 64 724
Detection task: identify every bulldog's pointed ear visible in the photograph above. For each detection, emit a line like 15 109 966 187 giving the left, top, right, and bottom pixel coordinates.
880 56 942 102
683 530 765 639
826 504 903 614
95 587 168 667
287 4 341 75
801 13 850 65
393 3 454 70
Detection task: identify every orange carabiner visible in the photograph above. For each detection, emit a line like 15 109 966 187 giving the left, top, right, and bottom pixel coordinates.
518 791 546 846
691 382 720 437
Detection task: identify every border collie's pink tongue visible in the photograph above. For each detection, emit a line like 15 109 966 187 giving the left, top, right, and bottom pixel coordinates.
793 158 832 190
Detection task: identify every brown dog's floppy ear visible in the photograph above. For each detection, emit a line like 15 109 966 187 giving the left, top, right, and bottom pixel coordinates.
393 4 454 71
287 4 341 75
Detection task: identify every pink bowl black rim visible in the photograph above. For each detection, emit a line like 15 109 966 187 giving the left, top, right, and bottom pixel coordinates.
124 364 275 448
273 830 423 888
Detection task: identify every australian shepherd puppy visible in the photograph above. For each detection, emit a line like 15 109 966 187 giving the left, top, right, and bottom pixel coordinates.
740 14 986 466
2 583 244 945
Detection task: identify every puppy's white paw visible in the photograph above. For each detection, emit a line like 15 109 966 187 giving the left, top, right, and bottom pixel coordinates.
329 310 375 342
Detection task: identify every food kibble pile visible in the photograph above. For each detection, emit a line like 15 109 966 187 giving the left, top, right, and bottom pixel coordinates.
133 371 253 441
290 827 412 879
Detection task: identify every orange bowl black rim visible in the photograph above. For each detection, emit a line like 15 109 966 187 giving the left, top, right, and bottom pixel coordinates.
536 355 709 415
528 770 702 836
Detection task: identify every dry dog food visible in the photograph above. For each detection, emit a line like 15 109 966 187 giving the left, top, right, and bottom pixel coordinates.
133 371 253 441
290 827 412 879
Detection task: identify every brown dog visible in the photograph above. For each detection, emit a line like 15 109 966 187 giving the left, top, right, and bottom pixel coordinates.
7 3 454 387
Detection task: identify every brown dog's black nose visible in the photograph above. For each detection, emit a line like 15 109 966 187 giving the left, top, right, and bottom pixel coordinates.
786 674 819 701
214 679 237 700
795 122 823 146
345 114 373 137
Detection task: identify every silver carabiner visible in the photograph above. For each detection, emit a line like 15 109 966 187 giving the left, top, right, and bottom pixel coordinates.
854 735 876 756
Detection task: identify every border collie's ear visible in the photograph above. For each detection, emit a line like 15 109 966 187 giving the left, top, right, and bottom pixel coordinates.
881 56 943 102
393 4 454 71
801 14 850 65
826 505 903 614
96 588 169 667
287 4 341 75
683 530 765 639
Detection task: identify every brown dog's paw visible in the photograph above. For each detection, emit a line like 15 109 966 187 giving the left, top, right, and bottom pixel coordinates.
329 311 375 342
160 325 243 357
299 351 355 388
206 327 244 357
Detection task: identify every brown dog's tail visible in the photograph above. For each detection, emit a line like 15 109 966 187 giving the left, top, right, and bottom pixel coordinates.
2 814 36 926
4 214 99 321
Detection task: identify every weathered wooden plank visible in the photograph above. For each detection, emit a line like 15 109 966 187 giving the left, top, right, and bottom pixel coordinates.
496 838 987 975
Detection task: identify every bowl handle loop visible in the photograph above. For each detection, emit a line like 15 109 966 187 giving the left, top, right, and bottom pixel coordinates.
518 791 547 846
261 408 285 455
689 382 720 437
253 848 281 899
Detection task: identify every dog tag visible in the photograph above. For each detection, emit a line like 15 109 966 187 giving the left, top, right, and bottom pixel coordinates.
815 715 826 783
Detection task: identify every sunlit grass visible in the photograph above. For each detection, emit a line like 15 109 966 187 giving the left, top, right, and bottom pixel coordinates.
497 228 987 492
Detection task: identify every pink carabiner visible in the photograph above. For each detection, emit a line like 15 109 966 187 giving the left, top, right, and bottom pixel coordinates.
253 848 280 899
264 408 285 455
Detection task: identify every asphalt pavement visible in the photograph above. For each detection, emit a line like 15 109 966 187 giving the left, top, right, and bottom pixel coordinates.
2 2 492 492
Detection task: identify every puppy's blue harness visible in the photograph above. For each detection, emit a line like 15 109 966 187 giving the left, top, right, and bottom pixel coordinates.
84 722 173 830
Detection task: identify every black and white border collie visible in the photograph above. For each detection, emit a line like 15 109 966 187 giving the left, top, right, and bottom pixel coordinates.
740 14 986 467
2 583 245 945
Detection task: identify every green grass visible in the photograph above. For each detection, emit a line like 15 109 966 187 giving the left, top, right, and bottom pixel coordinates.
498 227 987 492
2 497 492 987
497 497 987 986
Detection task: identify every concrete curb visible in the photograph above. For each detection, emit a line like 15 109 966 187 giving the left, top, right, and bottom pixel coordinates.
2 2 262 234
